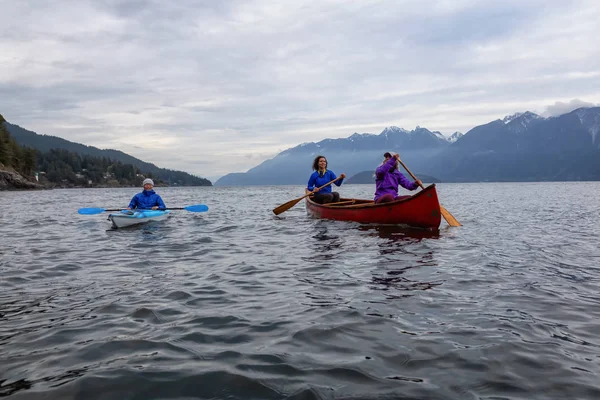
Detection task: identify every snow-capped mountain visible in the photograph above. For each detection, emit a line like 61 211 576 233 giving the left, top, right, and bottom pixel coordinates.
448 131 463 143
432 130 446 141
215 107 600 185
381 126 409 136
502 111 545 134
217 125 449 185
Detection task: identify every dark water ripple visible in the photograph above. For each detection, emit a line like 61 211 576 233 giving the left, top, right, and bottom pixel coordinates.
1 183 600 399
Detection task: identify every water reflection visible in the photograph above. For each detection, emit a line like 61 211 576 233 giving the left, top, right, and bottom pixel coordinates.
0 379 32 397
0 366 88 397
358 225 440 243
308 222 344 260
361 225 443 299
370 269 442 300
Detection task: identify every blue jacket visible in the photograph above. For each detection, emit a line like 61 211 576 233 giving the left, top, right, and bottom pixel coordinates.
307 169 343 194
374 157 418 202
128 190 166 209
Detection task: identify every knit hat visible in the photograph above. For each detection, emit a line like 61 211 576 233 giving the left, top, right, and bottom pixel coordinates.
143 178 154 186
383 152 392 158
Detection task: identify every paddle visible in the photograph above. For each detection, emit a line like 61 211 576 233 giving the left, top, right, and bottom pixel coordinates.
396 158 461 227
272 177 342 215
78 204 209 215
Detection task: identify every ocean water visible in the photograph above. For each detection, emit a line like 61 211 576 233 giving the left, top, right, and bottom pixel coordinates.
1 182 599 399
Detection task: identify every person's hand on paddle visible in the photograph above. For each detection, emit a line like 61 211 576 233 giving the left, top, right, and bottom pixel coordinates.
340 173 346 179
312 187 320 193
152 206 158 210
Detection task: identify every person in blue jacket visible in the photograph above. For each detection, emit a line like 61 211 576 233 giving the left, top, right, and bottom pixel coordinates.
307 155 346 204
128 178 166 210
374 152 421 203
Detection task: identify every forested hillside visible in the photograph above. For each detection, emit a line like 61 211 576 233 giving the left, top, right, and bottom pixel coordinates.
0 114 208 188
5 120 211 186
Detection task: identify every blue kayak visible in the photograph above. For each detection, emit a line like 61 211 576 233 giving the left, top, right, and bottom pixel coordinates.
107 209 171 229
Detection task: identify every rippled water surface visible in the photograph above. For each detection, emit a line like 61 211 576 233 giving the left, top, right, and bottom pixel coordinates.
1 182 600 399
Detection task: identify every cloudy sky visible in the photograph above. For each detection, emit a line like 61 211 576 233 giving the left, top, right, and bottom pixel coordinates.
1 0 599 181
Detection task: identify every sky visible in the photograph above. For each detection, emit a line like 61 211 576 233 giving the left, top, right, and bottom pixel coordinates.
1 0 599 182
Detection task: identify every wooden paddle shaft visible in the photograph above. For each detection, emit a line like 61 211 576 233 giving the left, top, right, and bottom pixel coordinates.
272 176 343 215
311 176 343 194
397 158 424 189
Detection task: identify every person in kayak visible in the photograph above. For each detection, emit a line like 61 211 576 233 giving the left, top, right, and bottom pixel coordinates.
374 152 421 203
127 178 166 210
307 155 346 204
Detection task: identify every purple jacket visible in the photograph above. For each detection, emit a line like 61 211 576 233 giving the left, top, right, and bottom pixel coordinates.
374 157 418 201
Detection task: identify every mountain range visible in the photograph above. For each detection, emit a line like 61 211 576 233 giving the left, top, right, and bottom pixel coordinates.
345 171 441 184
215 107 600 185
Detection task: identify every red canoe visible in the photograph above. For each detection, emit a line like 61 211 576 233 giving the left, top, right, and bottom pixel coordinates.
305 184 442 229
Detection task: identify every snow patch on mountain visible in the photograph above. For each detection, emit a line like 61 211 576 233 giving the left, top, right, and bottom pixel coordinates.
591 125 599 145
575 108 587 124
349 132 376 141
502 111 544 134
503 111 542 124
448 131 463 143
575 108 600 144
503 113 521 124
431 130 446 140
381 126 409 136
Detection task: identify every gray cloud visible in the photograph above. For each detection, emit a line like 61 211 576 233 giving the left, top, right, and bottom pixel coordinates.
543 99 599 117
1 0 599 178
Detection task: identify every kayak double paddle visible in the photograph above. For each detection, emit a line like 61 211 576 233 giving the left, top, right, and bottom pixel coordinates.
78 204 209 215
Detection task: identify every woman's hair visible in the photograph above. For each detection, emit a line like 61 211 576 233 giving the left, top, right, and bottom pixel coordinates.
312 155 327 171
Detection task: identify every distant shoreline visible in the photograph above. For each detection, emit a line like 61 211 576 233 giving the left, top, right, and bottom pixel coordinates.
0 169 210 191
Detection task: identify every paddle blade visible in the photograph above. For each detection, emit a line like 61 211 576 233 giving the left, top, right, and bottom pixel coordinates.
78 207 106 215
183 204 209 212
272 197 302 215
440 205 461 227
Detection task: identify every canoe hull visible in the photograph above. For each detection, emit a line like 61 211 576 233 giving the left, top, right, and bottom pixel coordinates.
305 184 442 229
107 210 171 229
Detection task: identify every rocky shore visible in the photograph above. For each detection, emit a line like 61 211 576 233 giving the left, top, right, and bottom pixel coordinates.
0 169 44 190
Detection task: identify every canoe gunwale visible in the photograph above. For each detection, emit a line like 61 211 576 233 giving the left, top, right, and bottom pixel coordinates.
306 183 437 210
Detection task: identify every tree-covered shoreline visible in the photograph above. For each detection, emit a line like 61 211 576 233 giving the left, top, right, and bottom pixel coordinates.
0 114 211 189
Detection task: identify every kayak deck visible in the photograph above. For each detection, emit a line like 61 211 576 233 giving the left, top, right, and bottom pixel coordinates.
107 209 171 229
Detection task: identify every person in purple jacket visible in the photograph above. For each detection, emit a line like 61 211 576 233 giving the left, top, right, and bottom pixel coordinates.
307 155 346 204
374 152 422 203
